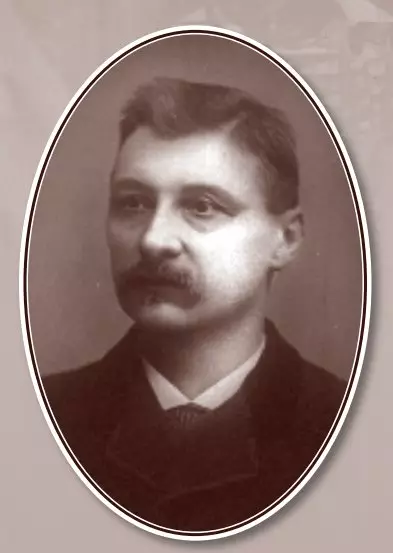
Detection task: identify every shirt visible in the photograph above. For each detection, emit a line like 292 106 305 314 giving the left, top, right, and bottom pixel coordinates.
143 338 265 410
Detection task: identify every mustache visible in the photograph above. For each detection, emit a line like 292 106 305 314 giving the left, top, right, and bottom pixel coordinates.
116 262 201 297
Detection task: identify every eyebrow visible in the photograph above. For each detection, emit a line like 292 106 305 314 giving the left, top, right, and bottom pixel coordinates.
180 184 246 209
110 178 153 193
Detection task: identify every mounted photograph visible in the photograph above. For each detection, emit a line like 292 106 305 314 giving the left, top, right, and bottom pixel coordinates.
20 27 371 540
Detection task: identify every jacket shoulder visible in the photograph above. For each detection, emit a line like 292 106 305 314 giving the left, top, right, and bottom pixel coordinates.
43 361 108 410
42 330 141 441
251 321 348 445
296 357 346 426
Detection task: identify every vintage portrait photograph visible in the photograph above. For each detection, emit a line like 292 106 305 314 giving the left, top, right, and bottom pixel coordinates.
21 28 370 539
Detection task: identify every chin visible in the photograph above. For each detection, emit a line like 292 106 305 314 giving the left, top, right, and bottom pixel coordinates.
125 302 195 333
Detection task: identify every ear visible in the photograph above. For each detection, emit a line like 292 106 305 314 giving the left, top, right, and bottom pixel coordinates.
270 207 304 270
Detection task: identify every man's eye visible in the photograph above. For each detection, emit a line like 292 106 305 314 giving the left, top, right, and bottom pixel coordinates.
185 198 224 218
115 195 152 213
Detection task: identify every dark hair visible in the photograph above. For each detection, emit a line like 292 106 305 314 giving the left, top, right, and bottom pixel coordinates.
119 78 299 214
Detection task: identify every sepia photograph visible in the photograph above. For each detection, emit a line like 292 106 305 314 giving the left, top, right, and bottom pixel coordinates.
21 28 370 539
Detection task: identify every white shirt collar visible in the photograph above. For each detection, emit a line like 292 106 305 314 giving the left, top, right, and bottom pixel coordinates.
144 337 265 410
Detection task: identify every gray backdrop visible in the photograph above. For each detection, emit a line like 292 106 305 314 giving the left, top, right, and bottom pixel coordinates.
2 0 392 551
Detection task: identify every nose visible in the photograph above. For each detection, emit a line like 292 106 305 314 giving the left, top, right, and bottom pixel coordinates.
139 206 183 260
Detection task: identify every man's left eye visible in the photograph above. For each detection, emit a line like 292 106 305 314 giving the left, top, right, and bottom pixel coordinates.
185 198 223 218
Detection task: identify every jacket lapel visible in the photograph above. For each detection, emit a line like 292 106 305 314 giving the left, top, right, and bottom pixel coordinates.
245 320 302 445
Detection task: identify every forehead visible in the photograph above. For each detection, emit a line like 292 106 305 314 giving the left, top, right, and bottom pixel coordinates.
112 126 266 202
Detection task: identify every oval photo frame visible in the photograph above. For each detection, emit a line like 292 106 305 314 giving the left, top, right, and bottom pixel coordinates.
20 26 371 541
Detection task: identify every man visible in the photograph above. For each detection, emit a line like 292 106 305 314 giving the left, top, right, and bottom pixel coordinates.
43 77 346 532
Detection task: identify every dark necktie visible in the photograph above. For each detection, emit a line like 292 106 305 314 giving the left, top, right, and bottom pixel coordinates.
165 402 210 430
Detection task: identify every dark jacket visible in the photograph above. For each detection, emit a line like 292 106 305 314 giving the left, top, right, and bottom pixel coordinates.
43 320 346 532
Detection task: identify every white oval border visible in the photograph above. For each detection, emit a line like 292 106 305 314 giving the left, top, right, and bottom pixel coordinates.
19 25 372 542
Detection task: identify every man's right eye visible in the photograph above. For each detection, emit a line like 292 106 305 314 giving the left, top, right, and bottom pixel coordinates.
113 195 153 213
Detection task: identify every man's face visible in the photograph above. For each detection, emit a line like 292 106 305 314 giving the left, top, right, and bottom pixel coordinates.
107 126 297 332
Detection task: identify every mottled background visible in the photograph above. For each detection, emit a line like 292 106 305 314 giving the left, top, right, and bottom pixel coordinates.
1 0 392 551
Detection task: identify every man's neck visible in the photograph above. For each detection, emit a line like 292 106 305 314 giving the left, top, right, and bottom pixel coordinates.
138 316 266 399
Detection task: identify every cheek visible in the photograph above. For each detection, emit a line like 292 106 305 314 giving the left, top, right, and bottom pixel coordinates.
106 221 139 270
199 223 278 289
